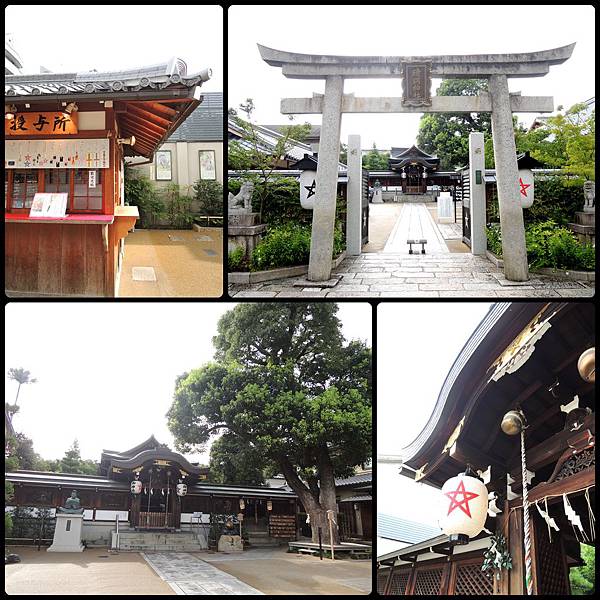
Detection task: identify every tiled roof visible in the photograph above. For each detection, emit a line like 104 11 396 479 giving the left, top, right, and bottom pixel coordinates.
335 472 372 487
228 118 312 161
167 92 223 142
377 513 441 544
5 58 209 98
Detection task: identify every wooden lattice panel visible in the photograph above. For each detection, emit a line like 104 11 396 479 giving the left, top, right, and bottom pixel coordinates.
454 563 493 595
377 570 390 594
413 568 443 595
389 570 411 595
536 523 569 595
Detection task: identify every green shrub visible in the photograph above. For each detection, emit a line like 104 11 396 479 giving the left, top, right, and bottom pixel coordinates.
5 511 13 537
160 184 194 229
486 220 595 271
250 223 344 271
228 246 246 272
487 176 584 226
124 166 166 227
194 179 223 216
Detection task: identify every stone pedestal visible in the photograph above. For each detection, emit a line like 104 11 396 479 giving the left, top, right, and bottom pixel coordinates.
569 211 595 245
437 192 454 223
47 513 85 552
228 211 267 258
217 534 243 553
372 188 383 203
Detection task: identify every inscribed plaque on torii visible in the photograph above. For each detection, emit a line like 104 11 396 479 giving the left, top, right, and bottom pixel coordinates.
402 62 432 107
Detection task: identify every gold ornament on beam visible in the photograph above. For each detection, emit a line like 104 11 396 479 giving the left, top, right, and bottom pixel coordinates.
577 348 595 383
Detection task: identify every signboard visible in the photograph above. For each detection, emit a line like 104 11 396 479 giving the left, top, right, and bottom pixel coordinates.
199 150 216 180
29 193 68 218
518 168 534 208
402 62 432 107
5 112 78 136
155 150 172 180
88 170 97 188
5 138 110 169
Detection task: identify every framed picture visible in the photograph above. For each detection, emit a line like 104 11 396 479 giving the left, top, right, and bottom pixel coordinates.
155 150 172 181
199 150 216 180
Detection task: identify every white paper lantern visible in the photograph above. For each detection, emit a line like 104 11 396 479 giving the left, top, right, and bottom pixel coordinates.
518 169 534 208
130 480 142 494
439 473 488 542
176 483 187 497
266 500 273 512
299 168 317 210
239 499 245 510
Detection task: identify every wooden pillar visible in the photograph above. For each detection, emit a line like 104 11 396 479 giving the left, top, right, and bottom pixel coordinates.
383 562 396 595
507 503 525 595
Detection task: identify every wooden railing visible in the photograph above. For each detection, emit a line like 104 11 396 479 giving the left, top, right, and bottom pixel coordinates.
138 512 174 529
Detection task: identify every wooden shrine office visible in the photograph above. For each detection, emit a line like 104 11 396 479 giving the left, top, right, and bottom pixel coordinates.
377 302 595 595
5 58 210 296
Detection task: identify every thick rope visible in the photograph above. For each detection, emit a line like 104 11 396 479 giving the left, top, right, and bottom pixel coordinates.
521 428 534 595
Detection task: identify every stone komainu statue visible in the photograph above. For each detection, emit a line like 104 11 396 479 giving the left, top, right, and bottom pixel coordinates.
228 181 254 212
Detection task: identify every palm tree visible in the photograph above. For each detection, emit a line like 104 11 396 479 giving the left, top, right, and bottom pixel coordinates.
7 367 37 406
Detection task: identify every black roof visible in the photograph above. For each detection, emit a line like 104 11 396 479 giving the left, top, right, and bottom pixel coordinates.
167 92 223 142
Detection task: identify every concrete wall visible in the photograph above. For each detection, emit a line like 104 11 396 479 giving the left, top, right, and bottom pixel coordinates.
82 521 116 547
130 141 223 194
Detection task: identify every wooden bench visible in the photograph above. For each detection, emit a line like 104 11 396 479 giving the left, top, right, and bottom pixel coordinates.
407 239 427 254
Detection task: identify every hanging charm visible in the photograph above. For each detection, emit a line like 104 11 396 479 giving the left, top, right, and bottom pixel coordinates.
534 499 559 542
563 493 588 542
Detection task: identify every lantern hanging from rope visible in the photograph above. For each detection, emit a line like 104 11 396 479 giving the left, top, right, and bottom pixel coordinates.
577 347 595 383
266 500 273 512
130 480 142 494
176 483 187 497
439 465 489 545
239 499 245 510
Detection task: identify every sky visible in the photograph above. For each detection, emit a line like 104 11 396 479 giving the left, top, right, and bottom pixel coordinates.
228 5 595 150
5 302 372 466
377 302 493 526
5 5 223 92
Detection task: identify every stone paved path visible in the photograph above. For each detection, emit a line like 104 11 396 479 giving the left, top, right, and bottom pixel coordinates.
141 552 263 595
229 252 594 298
384 203 448 253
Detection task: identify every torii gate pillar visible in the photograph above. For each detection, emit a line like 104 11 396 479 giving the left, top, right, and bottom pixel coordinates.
309 76 344 281
489 74 529 281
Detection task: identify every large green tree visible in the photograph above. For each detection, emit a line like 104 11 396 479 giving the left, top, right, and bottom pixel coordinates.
58 439 98 475
570 544 595 594
209 433 277 486
417 79 492 170
167 303 372 544
362 144 390 170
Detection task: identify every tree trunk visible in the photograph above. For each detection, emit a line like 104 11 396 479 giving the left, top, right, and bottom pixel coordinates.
277 452 341 546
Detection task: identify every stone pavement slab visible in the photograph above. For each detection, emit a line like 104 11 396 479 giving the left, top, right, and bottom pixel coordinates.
142 552 263 595
229 251 594 298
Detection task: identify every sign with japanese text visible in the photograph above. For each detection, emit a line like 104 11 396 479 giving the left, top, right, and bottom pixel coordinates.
402 62 432 107
5 112 78 136
29 193 68 218
5 138 109 169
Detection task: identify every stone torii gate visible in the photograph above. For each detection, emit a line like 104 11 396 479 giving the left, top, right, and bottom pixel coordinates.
258 43 575 282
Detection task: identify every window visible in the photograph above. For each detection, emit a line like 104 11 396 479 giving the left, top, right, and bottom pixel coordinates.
11 170 38 209
73 169 102 211
5 169 105 214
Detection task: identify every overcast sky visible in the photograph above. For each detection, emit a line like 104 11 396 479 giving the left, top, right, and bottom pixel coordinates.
5 302 371 466
229 5 595 150
377 302 493 526
5 5 223 91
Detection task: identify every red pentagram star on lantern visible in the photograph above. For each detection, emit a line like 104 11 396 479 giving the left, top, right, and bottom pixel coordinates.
444 479 480 518
519 177 531 197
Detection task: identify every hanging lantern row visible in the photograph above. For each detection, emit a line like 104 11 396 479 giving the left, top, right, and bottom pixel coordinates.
439 466 488 545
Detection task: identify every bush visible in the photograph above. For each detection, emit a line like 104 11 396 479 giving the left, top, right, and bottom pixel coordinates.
228 246 246 271
124 166 165 228
194 179 223 216
250 223 344 271
486 220 595 271
487 176 584 226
